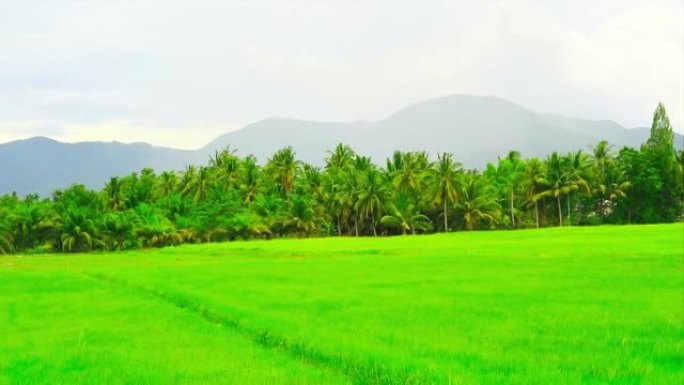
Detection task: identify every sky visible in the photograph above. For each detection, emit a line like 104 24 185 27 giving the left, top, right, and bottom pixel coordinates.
0 0 682 149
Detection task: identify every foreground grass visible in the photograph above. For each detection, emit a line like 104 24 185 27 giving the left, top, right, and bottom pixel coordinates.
1 224 682 384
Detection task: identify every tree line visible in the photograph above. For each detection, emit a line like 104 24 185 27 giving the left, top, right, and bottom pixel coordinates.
1 103 681 254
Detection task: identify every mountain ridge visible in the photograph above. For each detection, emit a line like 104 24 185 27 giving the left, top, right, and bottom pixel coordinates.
1 94 681 196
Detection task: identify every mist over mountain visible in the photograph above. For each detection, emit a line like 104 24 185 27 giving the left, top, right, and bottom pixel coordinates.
1 94 680 196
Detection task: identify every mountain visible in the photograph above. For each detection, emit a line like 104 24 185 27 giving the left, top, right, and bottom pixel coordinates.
1 94 681 196
0 137 203 196
203 94 682 166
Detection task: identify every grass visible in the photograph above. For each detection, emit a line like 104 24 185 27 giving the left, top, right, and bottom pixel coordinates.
1 224 682 384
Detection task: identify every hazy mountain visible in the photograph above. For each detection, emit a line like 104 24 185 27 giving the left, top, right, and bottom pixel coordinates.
1 94 681 196
204 94 682 165
0 137 203 196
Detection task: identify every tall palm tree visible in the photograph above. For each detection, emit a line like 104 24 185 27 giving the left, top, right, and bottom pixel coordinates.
267 147 301 196
239 155 261 204
211 147 241 191
565 150 592 224
0 220 14 254
535 152 589 227
430 152 462 231
391 151 428 196
182 166 212 203
326 143 355 172
157 171 178 197
520 157 546 228
591 140 613 186
284 195 318 237
593 162 631 218
457 172 502 230
103 177 125 211
355 168 390 236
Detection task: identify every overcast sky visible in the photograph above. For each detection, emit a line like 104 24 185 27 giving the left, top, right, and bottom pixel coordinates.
1 0 682 149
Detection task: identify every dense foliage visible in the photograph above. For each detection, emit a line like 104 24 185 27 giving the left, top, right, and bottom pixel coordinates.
1 104 681 254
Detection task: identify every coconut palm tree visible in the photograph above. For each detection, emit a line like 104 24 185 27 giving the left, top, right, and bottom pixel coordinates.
429 152 462 232
355 168 390 236
391 151 428 196
381 194 432 234
239 155 261 204
59 208 105 252
284 194 318 237
535 152 589 227
457 172 501 230
182 166 212 203
564 150 592 225
593 162 632 218
103 177 125 211
267 147 301 196
157 171 178 197
326 143 355 172
520 157 546 228
211 147 241 191
0 221 14 254
102 211 139 251
591 140 613 185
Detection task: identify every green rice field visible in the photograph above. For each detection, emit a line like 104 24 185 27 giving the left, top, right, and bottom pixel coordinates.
1 224 682 384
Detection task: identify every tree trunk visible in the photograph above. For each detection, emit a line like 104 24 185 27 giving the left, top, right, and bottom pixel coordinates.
371 209 377 236
557 196 563 227
535 201 539 228
510 188 515 229
443 200 448 232
337 215 342 236
567 194 571 226
354 214 359 237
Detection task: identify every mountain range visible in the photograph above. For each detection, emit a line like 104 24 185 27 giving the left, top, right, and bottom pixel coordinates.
1 94 681 196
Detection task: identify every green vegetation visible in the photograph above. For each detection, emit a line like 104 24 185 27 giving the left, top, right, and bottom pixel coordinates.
1 224 682 384
0 103 682 254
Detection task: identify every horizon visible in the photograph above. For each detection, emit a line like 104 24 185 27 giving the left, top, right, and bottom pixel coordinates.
1 1 682 149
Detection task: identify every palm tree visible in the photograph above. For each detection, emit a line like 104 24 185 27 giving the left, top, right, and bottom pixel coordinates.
326 143 355 172
59 208 105 252
486 151 524 228
565 150 592 225
182 166 212 202
381 194 432 234
9 201 60 250
211 147 241 190
0 221 14 254
593 163 631 218
267 147 301 196
535 152 589 227
284 195 318 237
103 177 125 210
179 165 197 195
457 172 502 230
430 152 462 231
102 212 139 251
353 155 373 173
391 151 428 196
591 140 613 185
355 168 390 236
157 171 178 197
239 155 261 204
520 157 546 228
